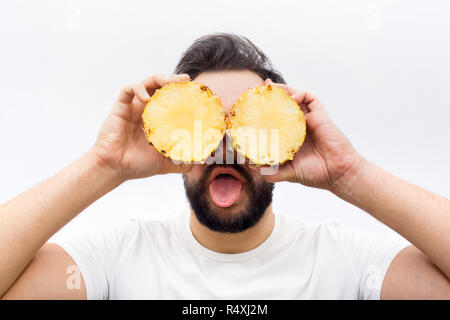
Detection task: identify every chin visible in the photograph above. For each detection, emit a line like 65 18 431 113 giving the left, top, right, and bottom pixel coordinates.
183 165 274 233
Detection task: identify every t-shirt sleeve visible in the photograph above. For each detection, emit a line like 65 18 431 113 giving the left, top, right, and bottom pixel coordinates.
50 219 139 300
329 221 411 300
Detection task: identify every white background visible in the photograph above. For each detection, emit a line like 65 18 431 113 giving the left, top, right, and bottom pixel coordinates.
0 0 449 241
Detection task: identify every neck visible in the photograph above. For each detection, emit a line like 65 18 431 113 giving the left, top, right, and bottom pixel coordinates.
189 204 275 254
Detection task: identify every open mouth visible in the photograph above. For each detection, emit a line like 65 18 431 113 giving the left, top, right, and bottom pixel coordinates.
208 167 245 208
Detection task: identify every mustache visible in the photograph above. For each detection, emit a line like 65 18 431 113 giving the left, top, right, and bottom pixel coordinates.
201 164 254 186
183 164 256 199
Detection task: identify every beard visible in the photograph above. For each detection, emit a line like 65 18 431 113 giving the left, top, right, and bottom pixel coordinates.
183 164 274 233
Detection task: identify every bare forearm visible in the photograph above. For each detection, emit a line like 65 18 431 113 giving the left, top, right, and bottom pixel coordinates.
0 150 122 296
331 156 450 279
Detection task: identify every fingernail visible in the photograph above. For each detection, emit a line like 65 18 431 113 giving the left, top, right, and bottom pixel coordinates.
157 74 169 83
179 73 190 80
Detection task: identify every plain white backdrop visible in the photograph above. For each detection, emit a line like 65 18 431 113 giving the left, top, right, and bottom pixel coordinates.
0 0 449 242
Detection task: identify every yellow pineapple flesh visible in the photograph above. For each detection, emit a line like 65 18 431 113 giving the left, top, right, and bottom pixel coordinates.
228 85 306 165
142 82 226 163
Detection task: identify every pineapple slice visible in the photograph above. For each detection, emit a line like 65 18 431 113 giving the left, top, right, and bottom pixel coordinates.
142 82 226 163
228 85 306 165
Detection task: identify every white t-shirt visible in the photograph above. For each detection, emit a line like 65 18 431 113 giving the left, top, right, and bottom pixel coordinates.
53 211 409 300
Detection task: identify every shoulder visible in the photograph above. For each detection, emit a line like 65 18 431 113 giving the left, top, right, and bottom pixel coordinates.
112 213 179 235
109 213 183 245
276 213 349 243
278 213 399 245
275 214 407 261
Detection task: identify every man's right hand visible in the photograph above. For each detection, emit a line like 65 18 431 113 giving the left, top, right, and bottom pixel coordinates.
0 74 194 299
93 74 193 181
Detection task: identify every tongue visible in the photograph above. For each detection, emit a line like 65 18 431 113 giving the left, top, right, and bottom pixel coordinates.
209 175 242 207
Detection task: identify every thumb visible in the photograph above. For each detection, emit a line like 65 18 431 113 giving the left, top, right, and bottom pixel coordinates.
249 164 291 183
160 158 193 175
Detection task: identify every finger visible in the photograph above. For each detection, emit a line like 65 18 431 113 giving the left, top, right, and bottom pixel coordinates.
264 79 307 112
142 73 190 95
118 82 151 104
163 73 191 87
265 79 297 96
305 111 330 132
262 165 291 183
160 158 194 175
141 74 168 95
282 88 323 114
166 73 191 85
295 92 321 112
290 91 310 113
129 87 151 123
171 73 191 82
290 91 320 114
265 78 323 113
249 163 291 183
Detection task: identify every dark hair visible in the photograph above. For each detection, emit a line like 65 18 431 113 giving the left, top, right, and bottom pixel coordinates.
175 33 286 84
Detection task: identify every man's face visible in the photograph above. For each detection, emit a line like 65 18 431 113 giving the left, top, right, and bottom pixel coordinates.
183 70 274 233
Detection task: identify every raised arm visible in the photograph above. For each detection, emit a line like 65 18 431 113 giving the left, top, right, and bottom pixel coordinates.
331 157 450 299
262 79 450 299
0 74 192 299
